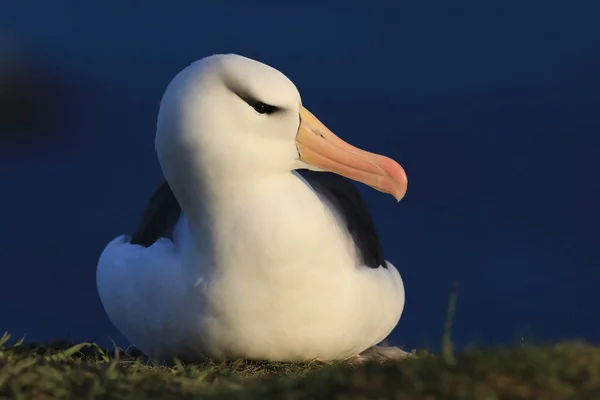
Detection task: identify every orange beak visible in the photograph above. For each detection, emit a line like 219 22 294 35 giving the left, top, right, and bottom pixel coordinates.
296 106 408 202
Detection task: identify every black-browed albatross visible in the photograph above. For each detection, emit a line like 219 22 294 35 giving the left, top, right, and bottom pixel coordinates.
97 54 409 362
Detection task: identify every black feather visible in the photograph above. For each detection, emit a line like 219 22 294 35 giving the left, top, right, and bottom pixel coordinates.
130 172 386 269
130 180 181 246
296 170 386 269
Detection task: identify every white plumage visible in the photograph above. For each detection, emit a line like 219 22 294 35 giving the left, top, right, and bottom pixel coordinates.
97 54 408 361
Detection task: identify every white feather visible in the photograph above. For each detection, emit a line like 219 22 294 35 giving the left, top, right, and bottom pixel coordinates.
96 54 405 361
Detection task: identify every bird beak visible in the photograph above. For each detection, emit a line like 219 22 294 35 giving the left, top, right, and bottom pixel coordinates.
296 106 408 202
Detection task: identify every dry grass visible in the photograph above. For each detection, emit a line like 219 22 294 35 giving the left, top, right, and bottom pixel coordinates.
1 333 599 399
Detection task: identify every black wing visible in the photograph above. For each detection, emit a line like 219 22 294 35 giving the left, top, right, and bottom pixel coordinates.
130 180 181 247
296 170 386 269
130 173 386 269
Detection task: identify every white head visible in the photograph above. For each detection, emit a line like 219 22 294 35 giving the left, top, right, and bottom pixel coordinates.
155 54 407 201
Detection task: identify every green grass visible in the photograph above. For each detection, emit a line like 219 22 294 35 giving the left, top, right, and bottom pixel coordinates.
1 333 599 399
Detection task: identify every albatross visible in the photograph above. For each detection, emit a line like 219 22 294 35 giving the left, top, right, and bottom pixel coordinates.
97 54 409 362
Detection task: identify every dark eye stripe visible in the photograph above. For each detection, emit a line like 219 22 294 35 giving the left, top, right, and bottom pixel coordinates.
233 90 280 115
250 101 278 115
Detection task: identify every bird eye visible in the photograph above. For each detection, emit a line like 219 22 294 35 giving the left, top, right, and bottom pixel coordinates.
252 101 278 115
233 89 280 115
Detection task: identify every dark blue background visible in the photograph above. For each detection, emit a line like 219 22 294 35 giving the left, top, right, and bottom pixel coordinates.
1 1 598 351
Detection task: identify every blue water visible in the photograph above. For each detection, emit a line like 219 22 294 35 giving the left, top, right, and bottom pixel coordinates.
1 1 599 350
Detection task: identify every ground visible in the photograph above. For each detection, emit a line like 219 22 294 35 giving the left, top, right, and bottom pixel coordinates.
0 333 599 399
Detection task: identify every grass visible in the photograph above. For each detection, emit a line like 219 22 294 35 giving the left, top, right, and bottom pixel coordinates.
1 333 599 399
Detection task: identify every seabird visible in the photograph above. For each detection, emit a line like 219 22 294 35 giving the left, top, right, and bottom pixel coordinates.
97 54 409 362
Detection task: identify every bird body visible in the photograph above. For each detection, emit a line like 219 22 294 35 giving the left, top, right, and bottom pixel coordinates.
97 54 408 362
